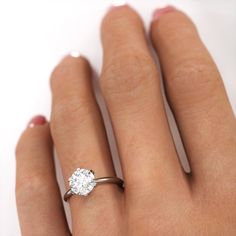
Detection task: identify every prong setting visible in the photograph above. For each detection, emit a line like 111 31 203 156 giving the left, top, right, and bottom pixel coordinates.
68 168 96 196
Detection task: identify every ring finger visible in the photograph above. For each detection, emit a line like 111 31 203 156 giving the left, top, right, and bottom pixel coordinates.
50 55 122 235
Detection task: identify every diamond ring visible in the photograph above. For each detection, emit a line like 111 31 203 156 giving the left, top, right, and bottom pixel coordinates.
64 168 124 202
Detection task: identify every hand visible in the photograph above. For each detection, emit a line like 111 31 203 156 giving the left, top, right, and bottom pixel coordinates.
15 5 236 236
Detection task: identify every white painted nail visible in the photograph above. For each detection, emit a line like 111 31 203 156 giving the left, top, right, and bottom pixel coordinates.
111 0 127 7
70 51 81 58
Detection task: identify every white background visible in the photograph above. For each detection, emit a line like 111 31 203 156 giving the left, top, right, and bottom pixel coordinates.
0 0 235 235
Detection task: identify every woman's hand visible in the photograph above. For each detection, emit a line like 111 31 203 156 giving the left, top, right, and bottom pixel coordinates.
15 5 236 236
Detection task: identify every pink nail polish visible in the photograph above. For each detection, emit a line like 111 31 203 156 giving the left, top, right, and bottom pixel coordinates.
28 115 47 128
152 6 176 21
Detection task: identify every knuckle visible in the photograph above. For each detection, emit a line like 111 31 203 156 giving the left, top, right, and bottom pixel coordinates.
168 58 213 86
101 52 156 99
166 57 221 104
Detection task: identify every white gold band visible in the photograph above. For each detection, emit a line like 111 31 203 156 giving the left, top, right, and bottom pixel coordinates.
64 168 124 202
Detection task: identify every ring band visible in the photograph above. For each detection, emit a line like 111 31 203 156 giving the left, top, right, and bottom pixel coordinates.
64 168 124 202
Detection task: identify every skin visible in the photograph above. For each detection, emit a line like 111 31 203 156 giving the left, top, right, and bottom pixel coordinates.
15 5 236 236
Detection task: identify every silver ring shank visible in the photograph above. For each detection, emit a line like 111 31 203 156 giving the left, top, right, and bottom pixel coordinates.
64 177 124 202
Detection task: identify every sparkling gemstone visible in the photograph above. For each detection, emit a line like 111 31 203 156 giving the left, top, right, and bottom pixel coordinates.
69 168 96 196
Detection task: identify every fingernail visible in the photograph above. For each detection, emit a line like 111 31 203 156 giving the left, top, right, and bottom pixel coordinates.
70 51 81 58
28 115 47 128
58 51 81 65
109 0 127 11
152 6 176 21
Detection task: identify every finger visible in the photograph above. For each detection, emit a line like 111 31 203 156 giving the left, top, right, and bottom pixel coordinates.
50 54 122 235
100 5 188 201
151 7 236 188
15 116 70 236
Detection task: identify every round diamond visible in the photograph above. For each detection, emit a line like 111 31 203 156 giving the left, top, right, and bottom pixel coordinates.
69 168 96 196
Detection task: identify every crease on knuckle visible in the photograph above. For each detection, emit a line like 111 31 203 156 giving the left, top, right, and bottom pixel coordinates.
166 57 221 105
101 53 156 98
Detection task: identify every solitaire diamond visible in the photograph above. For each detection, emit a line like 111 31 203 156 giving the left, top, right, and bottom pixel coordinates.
69 168 96 196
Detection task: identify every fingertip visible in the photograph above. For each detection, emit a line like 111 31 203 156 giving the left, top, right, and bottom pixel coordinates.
102 3 142 36
104 2 135 20
16 115 51 159
152 6 177 22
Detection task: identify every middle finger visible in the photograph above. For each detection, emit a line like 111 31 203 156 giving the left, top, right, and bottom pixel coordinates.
100 5 188 202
